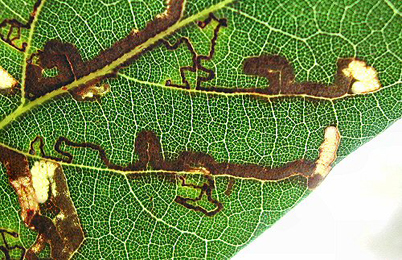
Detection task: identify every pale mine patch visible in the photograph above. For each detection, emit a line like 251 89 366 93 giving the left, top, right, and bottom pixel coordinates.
0 66 17 90
80 83 110 99
188 167 211 175
29 237 45 255
10 176 39 223
156 0 173 19
314 126 341 177
342 60 381 94
56 212 65 220
31 160 59 203
131 29 140 35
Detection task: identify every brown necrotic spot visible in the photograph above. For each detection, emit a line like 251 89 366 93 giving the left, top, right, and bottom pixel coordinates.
24 0 185 101
25 40 85 100
0 0 41 52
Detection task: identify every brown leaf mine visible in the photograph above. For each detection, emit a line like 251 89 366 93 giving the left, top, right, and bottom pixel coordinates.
0 145 39 226
24 0 185 101
0 147 84 260
26 165 84 260
29 125 341 217
0 0 41 52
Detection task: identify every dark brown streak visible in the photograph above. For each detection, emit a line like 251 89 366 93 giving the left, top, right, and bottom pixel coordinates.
161 13 227 89
0 229 25 260
198 55 357 98
34 130 317 216
224 178 235 196
24 0 185 100
0 0 41 51
175 175 223 216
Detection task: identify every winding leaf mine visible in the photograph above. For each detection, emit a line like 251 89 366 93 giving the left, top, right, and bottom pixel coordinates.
0 0 395 259
28 126 340 216
24 0 186 100
0 0 41 52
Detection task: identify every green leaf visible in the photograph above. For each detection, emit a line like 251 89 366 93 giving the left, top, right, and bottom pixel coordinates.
0 0 400 259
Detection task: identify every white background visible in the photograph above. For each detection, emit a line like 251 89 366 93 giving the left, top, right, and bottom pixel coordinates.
233 119 402 260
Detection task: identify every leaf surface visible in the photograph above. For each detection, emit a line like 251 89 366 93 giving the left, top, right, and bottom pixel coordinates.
0 0 401 259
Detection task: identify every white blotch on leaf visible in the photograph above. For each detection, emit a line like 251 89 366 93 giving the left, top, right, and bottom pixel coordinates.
342 60 381 94
314 126 341 177
156 0 173 18
31 160 59 203
0 66 17 90
80 83 110 99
